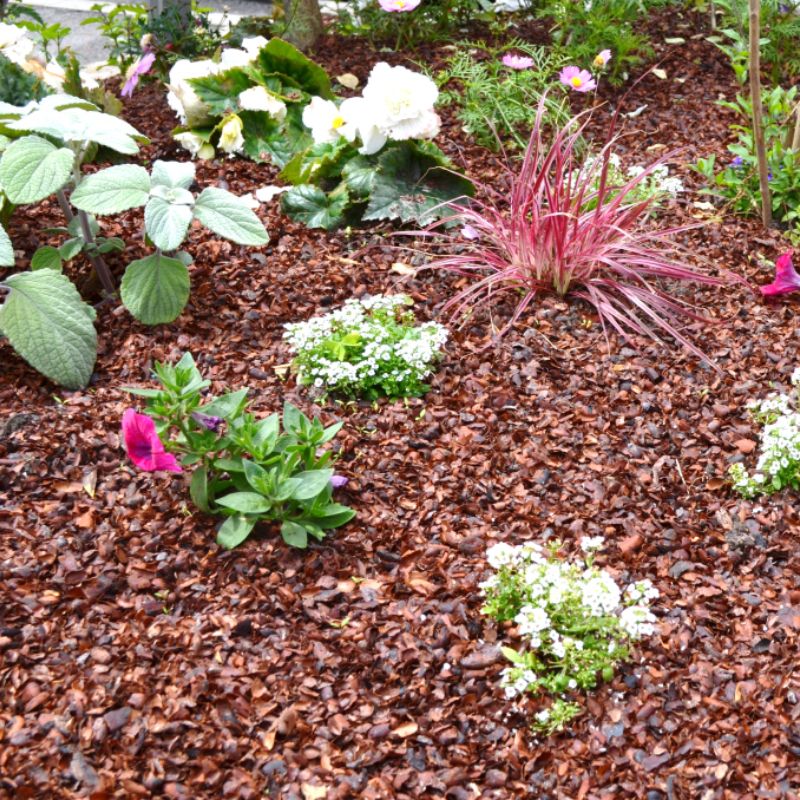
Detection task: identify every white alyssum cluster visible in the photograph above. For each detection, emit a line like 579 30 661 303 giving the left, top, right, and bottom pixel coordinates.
302 62 441 156
283 294 448 397
729 369 800 498
481 538 659 713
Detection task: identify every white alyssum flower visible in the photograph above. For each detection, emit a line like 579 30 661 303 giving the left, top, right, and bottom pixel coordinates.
486 542 520 569
238 85 287 120
619 605 657 638
580 535 605 552
580 571 621 616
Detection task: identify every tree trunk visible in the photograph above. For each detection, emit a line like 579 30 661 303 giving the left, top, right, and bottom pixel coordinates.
149 0 191 25
282 0 324 51
749 0 772 227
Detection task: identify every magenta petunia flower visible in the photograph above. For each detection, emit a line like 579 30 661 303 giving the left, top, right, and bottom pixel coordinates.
378 0 420 10
122 409 182 472
121 51 156 99
593 49 612 69
559 65 597 92
502 53 535 70
330 475 349 488
760 252 800 296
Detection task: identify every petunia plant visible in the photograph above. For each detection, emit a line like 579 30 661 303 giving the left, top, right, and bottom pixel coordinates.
0 94 267 390
279 62 474 229
123 352 355 550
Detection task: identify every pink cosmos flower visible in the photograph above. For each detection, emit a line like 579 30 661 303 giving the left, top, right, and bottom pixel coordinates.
502 53 535 70
593 49 612 69
379 0 420 11
760 252 800 296
122 409 182 472
121 51 156 99
559 65 596 92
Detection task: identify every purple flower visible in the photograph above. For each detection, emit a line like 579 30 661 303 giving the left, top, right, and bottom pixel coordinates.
192 411 224 433
330 475 349 489
121 51 155 99
731 156 744 168
502 54 535 70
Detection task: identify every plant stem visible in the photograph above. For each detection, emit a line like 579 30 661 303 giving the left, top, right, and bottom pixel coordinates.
792 101 800 152
55 190 74 223
749 0 772 227
77 210 116 297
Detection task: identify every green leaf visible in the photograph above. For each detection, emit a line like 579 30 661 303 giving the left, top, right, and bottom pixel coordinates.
0 222 12 266
280 139 350 185
202 389 249 420
190 68 252 116
240 109 310 167
364 141 474 225
288 468 334 501
216 491 272 514
0 270 96 389
310 503 356 529
8 106 146 154
190 466 210 512
193 187 269 245
256 38 333 99
71 165 151 214
501 646 523 664
280 184 348 230
59 238 83 261
281 520 309 549
120 252 190 325
144 196 193 251
217 515 256 549
0 135 74 205
341 155 376 198
150 159 196 190
31 246 62 272
282 401 306 433
243 459 270 493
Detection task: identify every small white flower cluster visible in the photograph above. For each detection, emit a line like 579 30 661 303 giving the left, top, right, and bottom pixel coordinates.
302 62 441 156
729 370 800 498
625 163 685 196
283 294 448 398
481 538 659 722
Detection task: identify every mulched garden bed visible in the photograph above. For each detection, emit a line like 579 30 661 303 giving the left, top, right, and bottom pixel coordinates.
2 7 800 799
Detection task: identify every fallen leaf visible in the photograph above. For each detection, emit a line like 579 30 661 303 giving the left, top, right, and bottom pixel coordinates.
392 721 418 738
336 73 359 89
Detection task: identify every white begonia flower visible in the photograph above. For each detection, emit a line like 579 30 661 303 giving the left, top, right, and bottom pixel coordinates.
241 36 268 58
218 47 252 70
339 96 387 155
218 114 244 154
302 96 356 145
361 62 441 141
238 192 260 210
167 58 219 126
254 185 288 203
238 85 287 120
174 131 214 160
0 23 34 67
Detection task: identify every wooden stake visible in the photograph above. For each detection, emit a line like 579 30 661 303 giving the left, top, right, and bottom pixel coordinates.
749 0 772 227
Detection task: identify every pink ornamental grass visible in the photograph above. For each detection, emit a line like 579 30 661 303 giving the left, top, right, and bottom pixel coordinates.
418 99 740 362
122 409 182 472
379 0 420 11
560 66 596 92
502 53 535 70
760 252 800 296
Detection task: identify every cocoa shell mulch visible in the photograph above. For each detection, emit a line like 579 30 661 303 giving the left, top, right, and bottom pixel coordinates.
3 8 800 799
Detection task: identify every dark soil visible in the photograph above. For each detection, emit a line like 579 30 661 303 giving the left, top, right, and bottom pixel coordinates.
2 7 800 800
